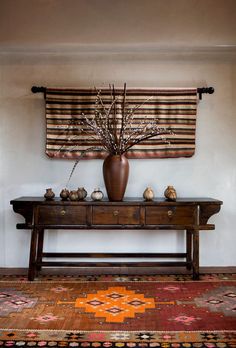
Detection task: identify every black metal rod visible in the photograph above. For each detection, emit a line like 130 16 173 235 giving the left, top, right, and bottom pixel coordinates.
31 86 214 99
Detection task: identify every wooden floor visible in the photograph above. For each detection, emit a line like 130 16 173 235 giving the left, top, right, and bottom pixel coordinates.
0 266 235 276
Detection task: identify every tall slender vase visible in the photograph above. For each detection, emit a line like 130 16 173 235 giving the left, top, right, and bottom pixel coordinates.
103 154 129 201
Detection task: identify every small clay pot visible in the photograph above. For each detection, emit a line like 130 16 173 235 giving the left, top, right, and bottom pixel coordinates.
60 188 69 200
77 187 87 200
143 187 154 201
69 190 79 201
44 188 55 200
91 188 104 201
164 186 177 201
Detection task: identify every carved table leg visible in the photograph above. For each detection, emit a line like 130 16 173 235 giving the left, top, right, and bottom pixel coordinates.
36 228 44 272
186 229 192 270
192 228 199 280
28 227 39 281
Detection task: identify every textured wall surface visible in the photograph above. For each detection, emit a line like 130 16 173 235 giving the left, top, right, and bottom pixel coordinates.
0 0 236 48
0 0 235 268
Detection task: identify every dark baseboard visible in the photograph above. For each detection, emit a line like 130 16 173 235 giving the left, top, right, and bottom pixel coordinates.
0 266 235 276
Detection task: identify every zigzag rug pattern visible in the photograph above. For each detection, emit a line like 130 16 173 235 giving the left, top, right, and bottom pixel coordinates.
0 274 235 347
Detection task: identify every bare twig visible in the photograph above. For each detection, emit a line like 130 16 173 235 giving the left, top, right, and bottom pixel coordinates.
57 84 173 182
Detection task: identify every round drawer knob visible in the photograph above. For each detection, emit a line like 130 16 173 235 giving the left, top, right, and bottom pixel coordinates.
167 210 173 217
113 210 119 216
60 209 66 216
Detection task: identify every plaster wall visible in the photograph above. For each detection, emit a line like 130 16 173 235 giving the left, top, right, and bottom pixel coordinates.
0 52 235 267
0 0 236 48
0 0 236 268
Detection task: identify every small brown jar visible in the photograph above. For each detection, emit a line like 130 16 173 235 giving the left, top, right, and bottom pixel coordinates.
44 188 55 200
69 190 79 201
77 187 87 200
60 188 69 200
164 185 177 201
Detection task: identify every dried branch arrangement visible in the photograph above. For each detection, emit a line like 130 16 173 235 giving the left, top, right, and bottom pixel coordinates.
79 83 172 155
59 84 173 185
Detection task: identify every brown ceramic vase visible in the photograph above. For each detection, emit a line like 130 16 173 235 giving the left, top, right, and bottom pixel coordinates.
103 154 129 201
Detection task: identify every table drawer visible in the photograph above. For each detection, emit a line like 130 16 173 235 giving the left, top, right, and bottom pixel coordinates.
145 205 196 225
92 206 140 225
37 206 87 225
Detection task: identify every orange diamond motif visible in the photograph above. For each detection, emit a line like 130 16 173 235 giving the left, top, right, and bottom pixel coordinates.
75 286 155 322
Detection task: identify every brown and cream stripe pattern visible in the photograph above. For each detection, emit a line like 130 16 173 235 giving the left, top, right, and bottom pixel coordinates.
45 87 198 159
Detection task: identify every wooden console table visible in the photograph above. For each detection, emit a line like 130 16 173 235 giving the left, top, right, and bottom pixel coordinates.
10 197 222 281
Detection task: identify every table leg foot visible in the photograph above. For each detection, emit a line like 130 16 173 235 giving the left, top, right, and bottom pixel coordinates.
28 266 36 281
193 272 200 280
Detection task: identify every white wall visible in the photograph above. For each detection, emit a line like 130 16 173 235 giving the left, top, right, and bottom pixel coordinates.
0 0 236 268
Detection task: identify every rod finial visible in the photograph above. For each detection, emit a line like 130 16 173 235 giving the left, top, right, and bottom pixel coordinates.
208 87 214 94
197 87 214 100
31 86 46 93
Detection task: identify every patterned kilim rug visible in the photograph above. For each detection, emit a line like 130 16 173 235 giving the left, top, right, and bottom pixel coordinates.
0 274 235 347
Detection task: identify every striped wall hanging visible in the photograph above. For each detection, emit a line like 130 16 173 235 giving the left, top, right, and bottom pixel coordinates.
45 87 198 159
